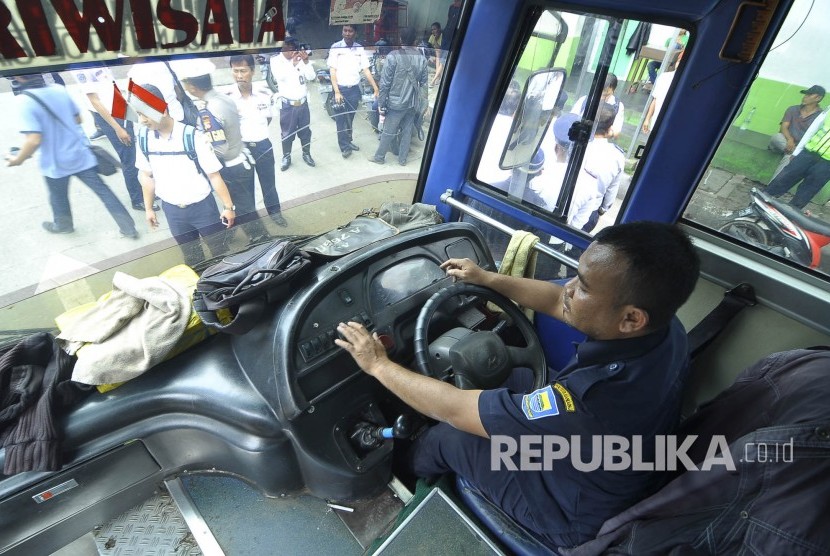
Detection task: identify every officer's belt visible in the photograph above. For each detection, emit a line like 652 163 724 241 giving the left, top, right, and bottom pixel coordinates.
282 97 306 107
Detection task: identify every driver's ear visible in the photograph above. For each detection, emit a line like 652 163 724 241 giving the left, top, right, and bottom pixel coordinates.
618 305 649 334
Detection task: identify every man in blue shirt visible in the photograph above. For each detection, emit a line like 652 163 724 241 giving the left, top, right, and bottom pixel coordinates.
335 221 700 550
8 74 138 238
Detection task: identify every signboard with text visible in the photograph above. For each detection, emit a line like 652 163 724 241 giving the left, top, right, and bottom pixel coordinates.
0 0 285 74
329 0 383 26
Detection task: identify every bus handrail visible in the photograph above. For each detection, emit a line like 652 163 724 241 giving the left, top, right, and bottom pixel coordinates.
440 190 578 269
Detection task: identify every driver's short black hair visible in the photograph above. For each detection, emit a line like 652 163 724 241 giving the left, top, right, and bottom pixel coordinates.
594 221 700 330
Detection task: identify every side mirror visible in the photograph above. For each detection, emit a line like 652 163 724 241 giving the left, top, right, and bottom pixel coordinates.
500 68 567 170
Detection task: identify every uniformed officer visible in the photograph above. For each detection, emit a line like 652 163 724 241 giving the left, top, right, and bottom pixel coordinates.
178 59 271 242
334 221 700 550
227 54 288 227
270 38 317 172
580 103 626 233
134 84 236 267
327 24 379 158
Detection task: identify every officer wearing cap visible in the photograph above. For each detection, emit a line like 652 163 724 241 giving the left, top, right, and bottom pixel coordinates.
531 113 599 229
768 84 824 155
178 59 272 242
335 221 700 550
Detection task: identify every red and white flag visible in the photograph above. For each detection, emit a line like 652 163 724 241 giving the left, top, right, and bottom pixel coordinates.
111 82 138 121
127 79 168 122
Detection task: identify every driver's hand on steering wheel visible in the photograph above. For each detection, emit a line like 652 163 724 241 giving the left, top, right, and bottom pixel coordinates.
335 322 389 377
440 258 489 285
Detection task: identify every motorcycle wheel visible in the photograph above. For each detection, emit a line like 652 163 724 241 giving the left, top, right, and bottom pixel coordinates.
265 70 278 94
718 218 769 246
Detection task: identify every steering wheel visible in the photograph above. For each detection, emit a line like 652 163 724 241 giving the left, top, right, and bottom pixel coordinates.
414 283 547 391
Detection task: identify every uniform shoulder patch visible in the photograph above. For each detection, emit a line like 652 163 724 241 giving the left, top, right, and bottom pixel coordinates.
521 385 560 420
553 382 576 412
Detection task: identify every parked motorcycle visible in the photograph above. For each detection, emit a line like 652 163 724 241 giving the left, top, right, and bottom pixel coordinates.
719 187 830 269
255 53 278 93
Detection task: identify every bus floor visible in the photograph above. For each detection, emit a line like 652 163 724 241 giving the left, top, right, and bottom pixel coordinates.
51 475 408 556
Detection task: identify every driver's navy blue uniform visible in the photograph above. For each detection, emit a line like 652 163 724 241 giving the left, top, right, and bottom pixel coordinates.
411 317 689 549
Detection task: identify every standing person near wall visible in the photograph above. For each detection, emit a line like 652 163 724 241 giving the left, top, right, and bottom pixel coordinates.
178 60 270 243
642 50 683 134
7 74 139 239
227 55 288 228
768 85 824 155
327 24 379 158
571 73 625 139
270 38 317 174
582 104 626 233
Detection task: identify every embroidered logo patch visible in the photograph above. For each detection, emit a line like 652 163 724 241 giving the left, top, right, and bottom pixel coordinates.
522 385 560 420
553 382 576 412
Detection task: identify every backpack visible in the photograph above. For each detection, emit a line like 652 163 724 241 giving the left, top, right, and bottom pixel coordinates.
137 124 206 179
193 240 313 335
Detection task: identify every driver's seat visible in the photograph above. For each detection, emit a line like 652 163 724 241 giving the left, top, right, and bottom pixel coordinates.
456 476 558 556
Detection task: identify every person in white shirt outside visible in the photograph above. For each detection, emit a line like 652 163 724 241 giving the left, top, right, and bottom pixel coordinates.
642 49 683 134
70 65 158 212
581 103 626 233
270 38 317 172
327 24 379 158
133 84 236 267
571 73 625 139
227 55 287 227
532 113 600 229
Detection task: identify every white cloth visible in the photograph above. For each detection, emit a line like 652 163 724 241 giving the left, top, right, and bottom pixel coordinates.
135 121 221 206
582 137 625 212
794 108 830 156
128 61 184 122
59 272 191 385
327 39 370 87
226 85 274 142
270 54 316 101
571 94 625 136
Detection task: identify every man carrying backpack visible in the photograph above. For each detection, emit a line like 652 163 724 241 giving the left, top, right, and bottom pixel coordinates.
133 83 236 267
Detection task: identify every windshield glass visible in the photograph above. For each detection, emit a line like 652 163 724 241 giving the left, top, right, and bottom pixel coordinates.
0 1 454 345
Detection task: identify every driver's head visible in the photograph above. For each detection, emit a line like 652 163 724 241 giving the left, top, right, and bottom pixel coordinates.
562 222 699 338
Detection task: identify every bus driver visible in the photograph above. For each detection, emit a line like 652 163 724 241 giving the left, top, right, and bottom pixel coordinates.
335 221 700 549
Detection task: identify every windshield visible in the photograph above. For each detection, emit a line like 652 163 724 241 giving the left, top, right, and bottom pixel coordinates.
0 1 452 345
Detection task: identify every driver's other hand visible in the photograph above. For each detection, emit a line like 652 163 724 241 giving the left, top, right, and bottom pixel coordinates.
440 257 487 284
335 321 388 376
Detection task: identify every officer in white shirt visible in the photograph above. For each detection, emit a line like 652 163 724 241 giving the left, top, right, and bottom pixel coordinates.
531 113 600 230
270 38 317 172
70 65 157 211
571 73 625 139
228 54 287 227
327 24 379 158
581 104 626 233
134 84 236 267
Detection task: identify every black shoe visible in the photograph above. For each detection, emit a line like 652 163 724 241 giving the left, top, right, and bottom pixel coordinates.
347 142 360 152
302 152 316 167
280 154 291 171
120 229 139 239
342 149 352 159
272 213 288 227
132 202 160 211
42 221 74 234
367 155 385 165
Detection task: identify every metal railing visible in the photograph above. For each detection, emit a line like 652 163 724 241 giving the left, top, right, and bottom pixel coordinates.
440 190 579 269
